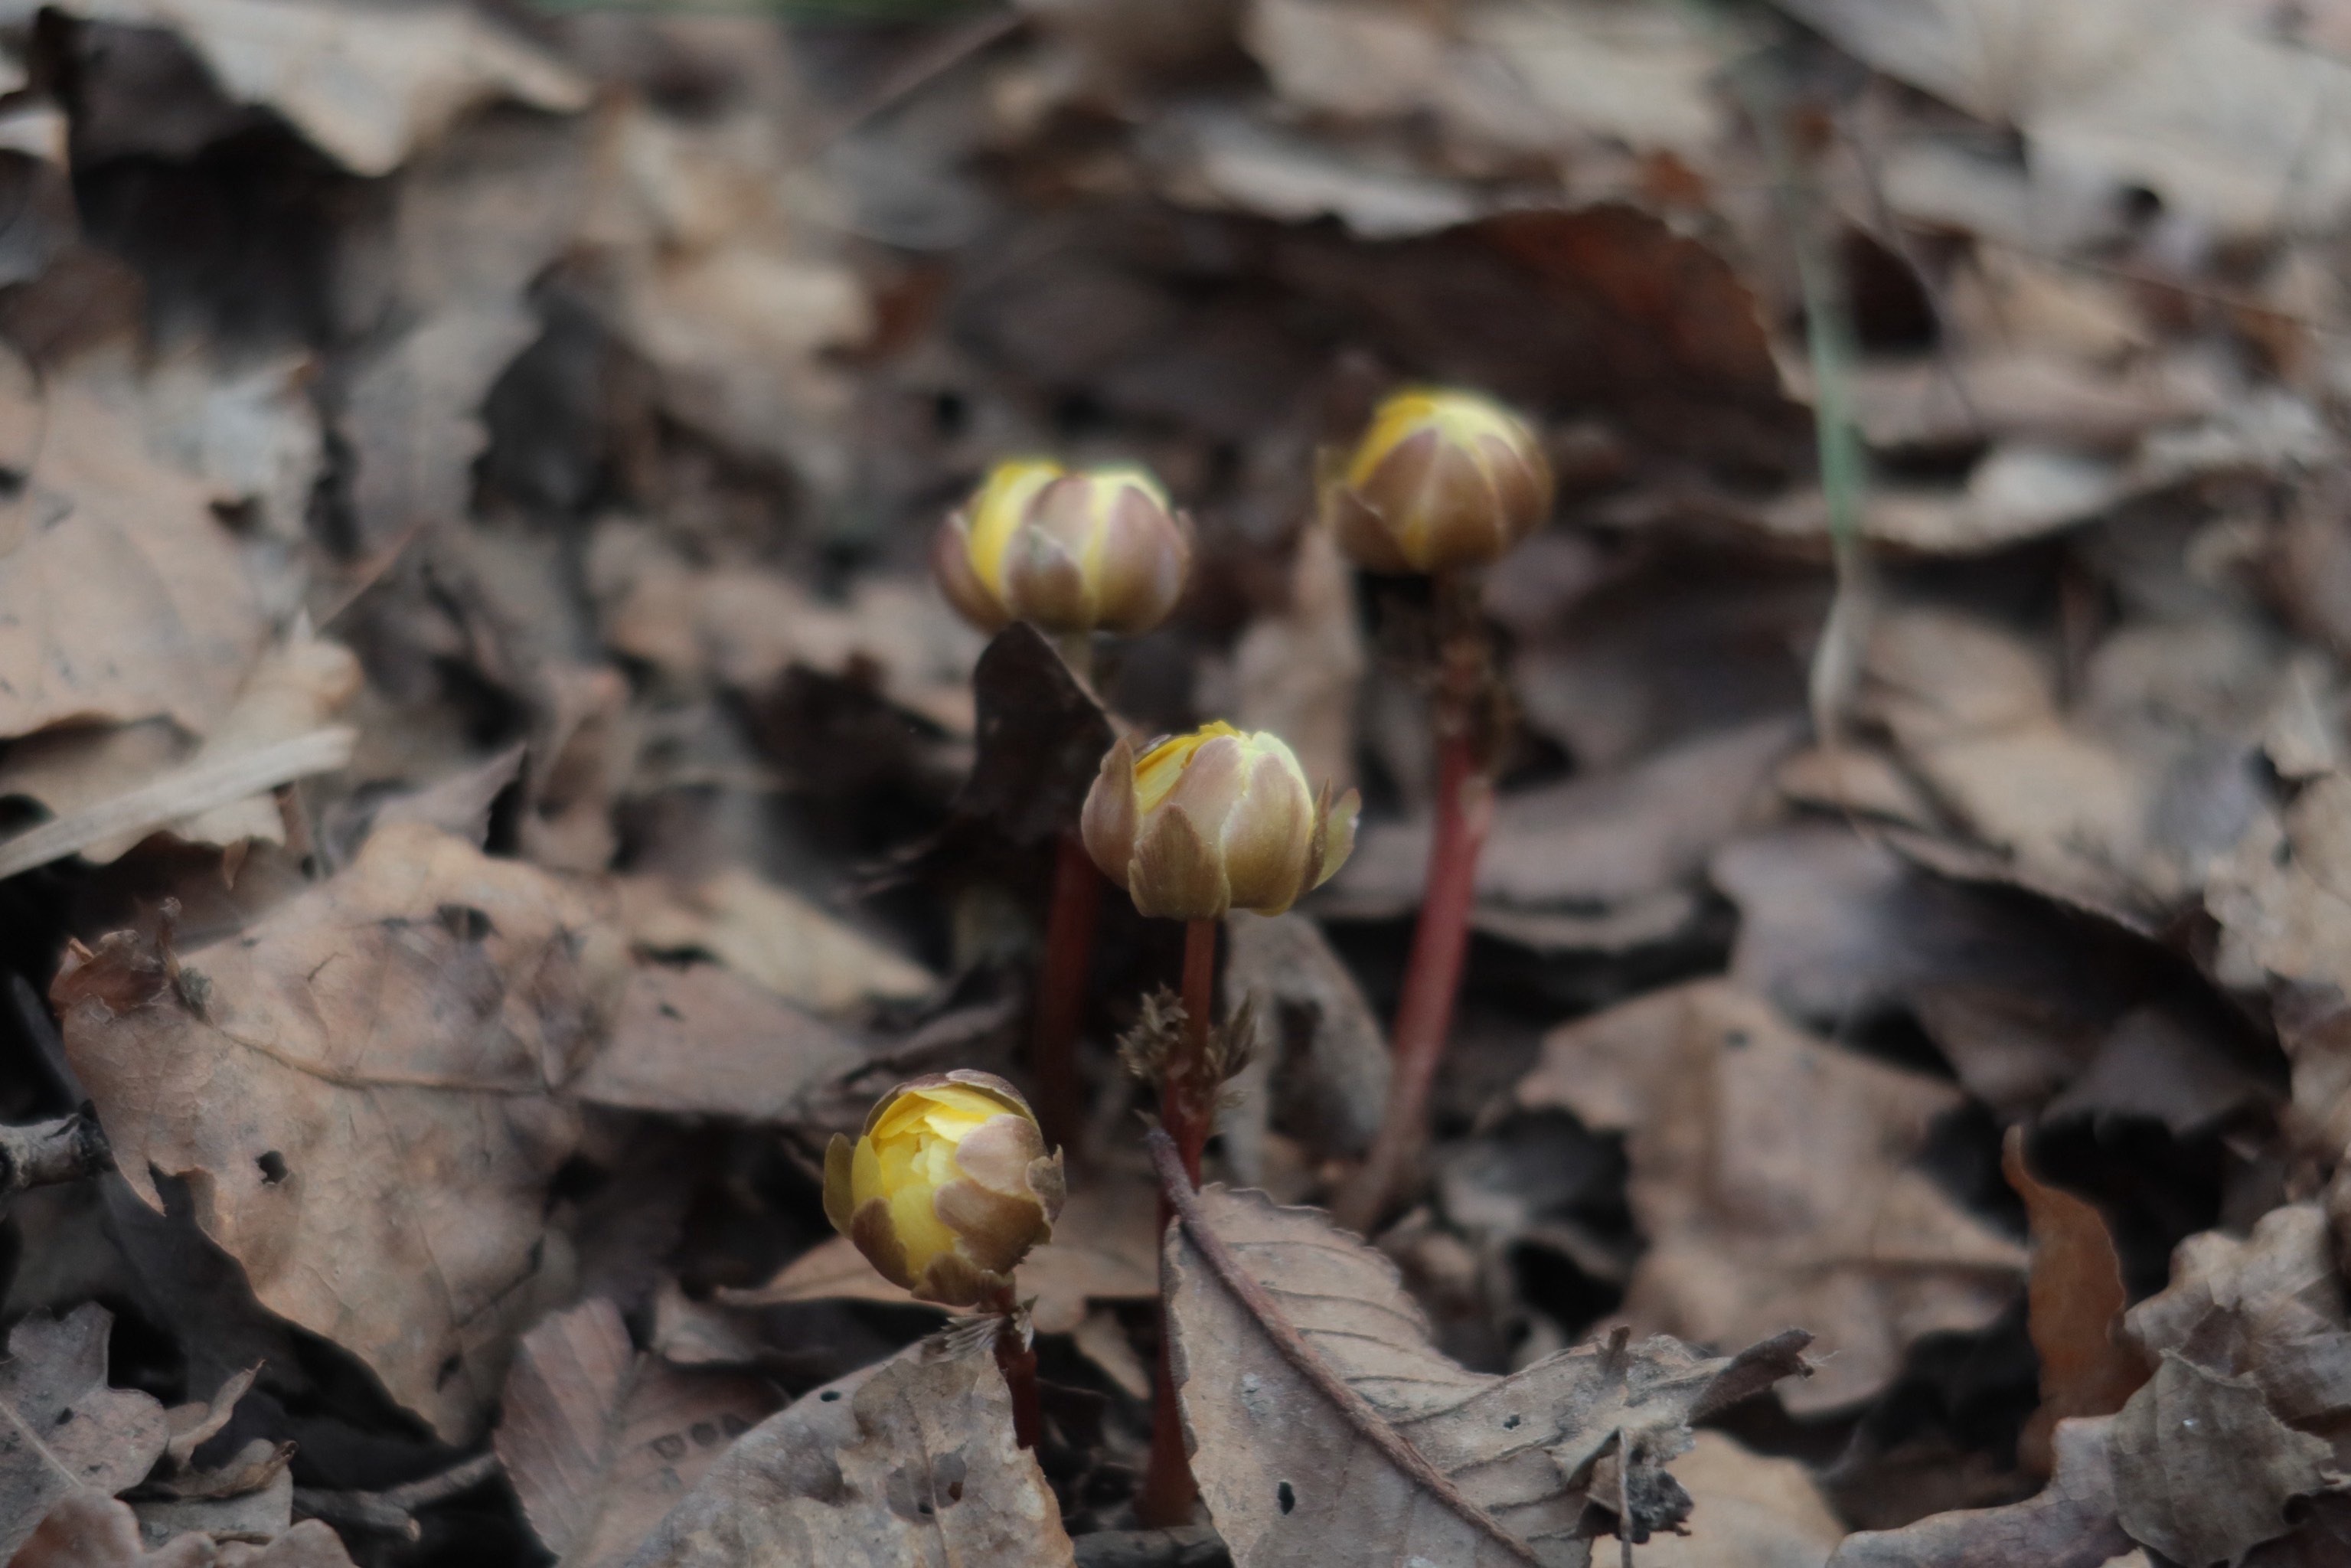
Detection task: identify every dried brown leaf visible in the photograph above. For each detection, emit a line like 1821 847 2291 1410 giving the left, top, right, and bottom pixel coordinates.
2004 1128 2148 1476
10 1490 215 1568
2110 1351 2332 1567
1517 980 2024 1413
573 962 871 1126
495 1299 780 1568
2124 1204 2351 1442
1827 1415 2131 1568
616 869 933 1015
1158 1148 1810 1568
1631 1432 1843 1568
1220 911 1389 1164
51 822 629 1441
625 1341 1074 1568
20 0 588 176
0 1305 170 1559
1332 718 1798 916
0 381 266 741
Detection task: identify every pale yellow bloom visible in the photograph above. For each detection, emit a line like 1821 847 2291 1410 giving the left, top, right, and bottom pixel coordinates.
1082 721 1360 921
935 459 1191 635
1322 387 1552 573
824 1072 1065 1307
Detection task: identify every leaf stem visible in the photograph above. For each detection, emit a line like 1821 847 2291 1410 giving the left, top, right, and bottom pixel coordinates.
1338 617 1494 1236
986 1285 1044 1451
1139 916 1218 1525
1033 830 1101 1154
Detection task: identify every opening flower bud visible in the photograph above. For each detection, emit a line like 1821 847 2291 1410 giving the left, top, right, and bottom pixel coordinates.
1321 387 1553 574
934 459 1193 635
823 1071 1066 1308
1081 721 1360 921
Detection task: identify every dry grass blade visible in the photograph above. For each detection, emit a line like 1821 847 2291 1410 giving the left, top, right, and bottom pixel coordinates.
0 726 355 880
1148 1130 1811 1568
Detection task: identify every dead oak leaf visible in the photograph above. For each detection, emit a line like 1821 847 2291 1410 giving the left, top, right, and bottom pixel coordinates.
1828 1415 2132 1568
1158 1148 1810 1568
0 380 266 741
494 1299 779 1568
51 822 630 1442
1517 981 2025 1414
11 1490 214 1568
19 0 589 176
2110 1351 2333 1568
626 1341 1074 1568
0 1305 170 1560
2125 1204 2351 1446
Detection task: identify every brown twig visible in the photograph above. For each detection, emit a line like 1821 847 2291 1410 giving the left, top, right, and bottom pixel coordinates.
1338 607 1497 1236
0 1111 110 1199
1144 1129 1538 1565
292 1450 503 1541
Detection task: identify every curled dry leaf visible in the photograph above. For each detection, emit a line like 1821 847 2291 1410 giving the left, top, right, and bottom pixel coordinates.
2108 1351 2332 1568
11 1490 215 1568
494 1299 780 1568
2124 1204 2351 1453
2004 1128 2148 1477
0 1305 170 1559
1155 1138 1811 1568
1827 1415 2131 1568
626 1341 1075 1568
51 822 629 1442
1517 980 2024 1413
1220 911 1389 1162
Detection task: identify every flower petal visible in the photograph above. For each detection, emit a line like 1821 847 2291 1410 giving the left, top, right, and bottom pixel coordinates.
1080 733 1142 889
1130 802 1231 920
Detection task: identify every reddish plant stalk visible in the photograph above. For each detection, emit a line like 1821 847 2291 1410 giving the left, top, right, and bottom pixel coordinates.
1138 915 1217 1526
986 1285 1043 1450
1033 830 1100 1153
1337 642 1494 1236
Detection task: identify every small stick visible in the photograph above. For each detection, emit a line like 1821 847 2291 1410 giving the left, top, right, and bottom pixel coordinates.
1338 611 1494 1236
0 1112 109 1199
1138 916 1218 1527
293 1450 502 1540
1033 831 1102 1155
1144 1129 1536 1563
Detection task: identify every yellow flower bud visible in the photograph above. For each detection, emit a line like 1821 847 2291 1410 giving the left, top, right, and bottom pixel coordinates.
823 1071 1066 1308
933 459 1193 635
1081 721 1360 921
1321 387 1553 574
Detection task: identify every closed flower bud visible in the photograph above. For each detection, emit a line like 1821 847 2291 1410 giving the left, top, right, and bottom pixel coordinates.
1082 721 1360 921
934 459 1192 635
1322 387 1553 574
824 1071 1066 1308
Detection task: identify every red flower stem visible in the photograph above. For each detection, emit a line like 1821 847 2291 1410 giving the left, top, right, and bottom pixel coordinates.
1138 914 1218 1526
986 1285 1043 1450
1033 830 1100 1154
1337 642 1494 1236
